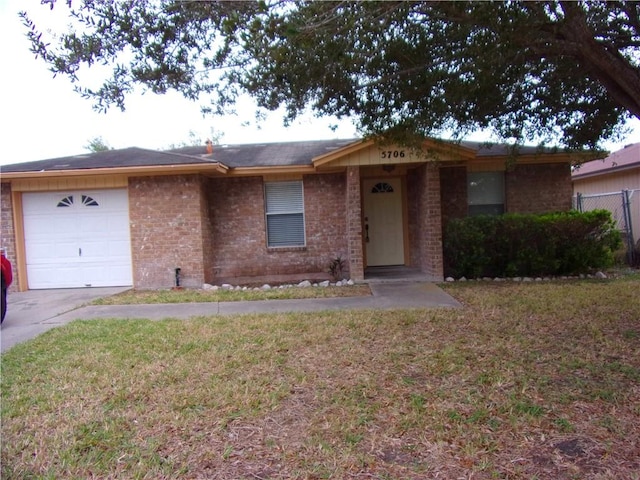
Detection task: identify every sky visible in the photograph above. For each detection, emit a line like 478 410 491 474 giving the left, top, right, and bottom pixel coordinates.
1 0 639 167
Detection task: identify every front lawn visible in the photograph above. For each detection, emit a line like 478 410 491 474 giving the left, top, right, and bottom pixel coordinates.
2 277 639 479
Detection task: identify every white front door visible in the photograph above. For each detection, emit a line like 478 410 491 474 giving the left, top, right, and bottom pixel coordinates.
22 189 133 289
363 178 405 266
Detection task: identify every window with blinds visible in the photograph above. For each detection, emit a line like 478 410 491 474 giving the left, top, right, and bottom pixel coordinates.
468 171 505 216
264 181 305 247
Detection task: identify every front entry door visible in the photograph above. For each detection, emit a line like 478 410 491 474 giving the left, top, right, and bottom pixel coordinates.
363 178 405 266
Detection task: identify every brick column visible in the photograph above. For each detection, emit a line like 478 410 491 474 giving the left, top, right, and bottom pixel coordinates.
346 166 364 281
424 164 444 279
0 182 18 291
411 164 444 280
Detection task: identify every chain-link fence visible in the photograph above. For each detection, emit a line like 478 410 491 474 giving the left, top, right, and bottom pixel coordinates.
574 189 638 265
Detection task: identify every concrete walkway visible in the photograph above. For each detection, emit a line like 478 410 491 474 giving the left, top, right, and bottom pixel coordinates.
1 282 460 353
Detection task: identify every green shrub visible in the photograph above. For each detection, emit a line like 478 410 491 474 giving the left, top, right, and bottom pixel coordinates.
443 210 621 278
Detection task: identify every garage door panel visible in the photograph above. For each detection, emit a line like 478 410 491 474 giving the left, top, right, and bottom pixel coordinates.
27 241 78 263
107 215 131 232
25 215 77 235
109 240 132 256
23 193 65 214
79 263 132 287
80 217 109 234
80 212 125 233
79 242 113 260
80 264 110 287
27 265 82 289
106 266 134 286
23 189 133 289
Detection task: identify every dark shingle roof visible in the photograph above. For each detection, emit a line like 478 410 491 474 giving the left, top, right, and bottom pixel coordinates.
1 139 361 173
1 138 568 174
459 140 556 157
169 138 360 168
0 147 221 173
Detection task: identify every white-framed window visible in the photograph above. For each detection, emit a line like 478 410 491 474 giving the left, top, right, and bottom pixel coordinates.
264 181 305 247
468 171 505 216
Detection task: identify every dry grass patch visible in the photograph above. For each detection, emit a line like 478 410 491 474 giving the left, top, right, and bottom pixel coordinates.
2 276 639 479
93 284 372 305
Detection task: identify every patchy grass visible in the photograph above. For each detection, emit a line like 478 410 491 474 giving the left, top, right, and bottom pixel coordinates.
2 277 639 479
93 284 372 305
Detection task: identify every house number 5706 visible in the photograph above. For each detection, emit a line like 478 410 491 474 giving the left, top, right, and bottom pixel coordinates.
380 150 406 159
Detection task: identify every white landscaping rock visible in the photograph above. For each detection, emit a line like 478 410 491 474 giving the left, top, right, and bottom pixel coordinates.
201 277 358 292
595 271 607 279
445 277 455 282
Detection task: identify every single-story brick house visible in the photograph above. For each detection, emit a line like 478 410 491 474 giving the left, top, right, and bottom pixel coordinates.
1 137 589 291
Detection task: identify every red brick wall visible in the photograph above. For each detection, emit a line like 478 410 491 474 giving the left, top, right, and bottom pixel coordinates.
207 173 348 283
407 167 423 269
0 183 18 292
407 164 444 279
440 166 468 228
438 163 572 221
200 184 216 283
424 165 444 278
129 175 209 289
346 166 364 280
207 176 266 279
305 173 349 277
506 163 572 213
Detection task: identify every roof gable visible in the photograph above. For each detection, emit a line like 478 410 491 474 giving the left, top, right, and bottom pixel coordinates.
312 138 477 169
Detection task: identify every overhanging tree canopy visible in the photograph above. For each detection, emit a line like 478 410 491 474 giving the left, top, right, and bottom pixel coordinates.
22 0 640 149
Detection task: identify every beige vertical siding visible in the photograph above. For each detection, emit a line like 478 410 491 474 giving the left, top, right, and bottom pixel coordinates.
573 169 640 244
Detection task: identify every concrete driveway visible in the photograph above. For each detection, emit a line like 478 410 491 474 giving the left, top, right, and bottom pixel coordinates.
1 287 130 353
1 282 461 353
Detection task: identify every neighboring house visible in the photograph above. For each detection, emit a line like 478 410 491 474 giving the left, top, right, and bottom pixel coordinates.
1 138 587 291
572 143 640 245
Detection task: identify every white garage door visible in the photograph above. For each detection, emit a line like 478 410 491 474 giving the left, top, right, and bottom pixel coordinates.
23 189 133 289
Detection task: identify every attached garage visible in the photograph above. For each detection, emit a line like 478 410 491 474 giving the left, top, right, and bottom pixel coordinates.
22 189 133 289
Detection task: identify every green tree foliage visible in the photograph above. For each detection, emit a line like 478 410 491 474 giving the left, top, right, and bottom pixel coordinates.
84 136 111 152
167 127 224 149
21 1 640 149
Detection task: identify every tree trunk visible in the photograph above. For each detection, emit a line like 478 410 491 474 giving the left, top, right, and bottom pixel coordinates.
560 1 640 119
